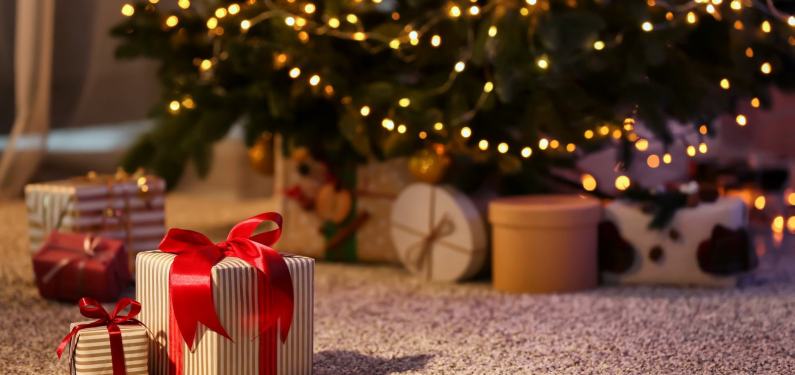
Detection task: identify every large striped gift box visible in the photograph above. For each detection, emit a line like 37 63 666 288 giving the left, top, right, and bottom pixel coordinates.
136 251 314 375
25 173 166 266
67 323 149 375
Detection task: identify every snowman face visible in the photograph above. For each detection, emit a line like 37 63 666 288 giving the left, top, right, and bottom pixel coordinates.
598 198 757 286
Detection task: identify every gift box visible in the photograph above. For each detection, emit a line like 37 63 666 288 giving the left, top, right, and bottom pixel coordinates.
25 171 166 268
33 232 131 302
390 183 487 281
58 298 149 375
489 195 602 293
136 212 313 375
278 156 412 263
599 197 757 287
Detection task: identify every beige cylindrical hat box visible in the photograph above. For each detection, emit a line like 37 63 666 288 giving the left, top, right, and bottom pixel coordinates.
489 195 602 293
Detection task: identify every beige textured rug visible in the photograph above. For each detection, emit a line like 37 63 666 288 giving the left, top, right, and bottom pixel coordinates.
1 195 795 374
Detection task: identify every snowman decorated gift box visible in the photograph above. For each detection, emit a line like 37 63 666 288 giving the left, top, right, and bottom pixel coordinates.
599 184 758 287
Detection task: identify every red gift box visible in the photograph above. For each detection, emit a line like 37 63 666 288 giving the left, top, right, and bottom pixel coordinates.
33 232 131 302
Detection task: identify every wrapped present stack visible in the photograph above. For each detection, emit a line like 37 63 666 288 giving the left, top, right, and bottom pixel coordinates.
25 170 166 267
136 212 314 374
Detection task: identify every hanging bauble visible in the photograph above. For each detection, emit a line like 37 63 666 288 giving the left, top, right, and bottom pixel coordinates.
247 132 275 176
408 144 451 184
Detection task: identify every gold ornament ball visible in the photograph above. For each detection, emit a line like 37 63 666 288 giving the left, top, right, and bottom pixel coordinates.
248 132 275 175
408 145 451 184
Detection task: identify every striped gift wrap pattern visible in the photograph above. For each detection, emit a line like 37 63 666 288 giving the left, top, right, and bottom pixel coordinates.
137 251 314 375
25 178 166 258
68 323 149 375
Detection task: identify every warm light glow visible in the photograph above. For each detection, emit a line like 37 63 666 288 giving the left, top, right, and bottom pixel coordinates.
789 16 795 27
382 118 395 130
449 6 462 17
328 18 340 28
284 17 295 26
353 32 366 41
730 0 742 10
478 139 489 151
200 59 213 71
214 8 227 19
566 143 576 152
549 139 560 149
460 126 472 138
431 35 441 47
397 124 407 134
497 142 509 153
289 67 301 78
538 138 549 150
468 5 480 15
699 124 708 135
751 97 761 108
635 138 649 151
526 0 537 4
754 195 766 210
760 62 772 75
761 20 771 33
647 154 660 168
309 75 321 86
686 145 697 157
178 0 190 9
419 131 428 139
662 153 672 164
398 98 411 107
641 21 653 32
598 125 610 136
686 12 697 24
698 142 708 154
168 100 181 113
615 175 631 191
584 130 594 139
787 216 795 233
346 14 358 23
181 97 195 109
454 61 466 72
304 3 316 13
389 39 400 49
787 192 795 206
166 15 179 28
488 26 498 37
228 4 241 14
582 174 597 192
483 81 494 93
735 114 747 126
593 40 605 50
611 129 622 140
521 147 532 158
745 47 754 58
772 215 784 233
121 4 135 17
536 57 549 69
520 7 529 16
360 106 370 116
240 20 251 31
720 78 730 90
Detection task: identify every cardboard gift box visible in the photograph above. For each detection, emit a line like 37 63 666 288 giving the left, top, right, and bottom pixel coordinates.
599 197 757 287
58 298 149 375
25 171 166 268
136 212 313 375
33 232 130 302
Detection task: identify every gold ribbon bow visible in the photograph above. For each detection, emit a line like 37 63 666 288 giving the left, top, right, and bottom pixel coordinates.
404 215 456 280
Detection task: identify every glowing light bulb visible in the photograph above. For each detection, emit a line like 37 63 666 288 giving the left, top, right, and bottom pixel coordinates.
647 154 660 168
599 125 610 136
760 62 772 75
478 139 489 150
431 35 441 47
584 130 594 139
720 78 730 90
788 192 795 206
454 61 466 72
736 114 747 126
206 17 219 29
526 0 537 5
538 138 549 150
789 16 795 27
582 174 597 192
181 97 195 109
360 106 370 116
754 195 766 210
593 40 605 50
635 138 649 151
353 32 366 41
699 124 708 135
284 17 295 26
686 145 697 157
166 15 179 28
449 6 461 18
434 122 444 131
488 26 498 37
228 4 240 14
168 100 181 113
751 97 761 108
521 147 532 158
615 175 631 191
461 126 472 138
289 67 301 78
397 124 407 134
641 22 654 32
497 142 509 153
662 153 672 164
240 20 251 31
468 5 480 15
121 4 135 16
398 98 411 107
389 39 400 49
566 143 576 152
772 215 784 233
178 0 190 9
745 47 754 58
686 11 697 24
698 142 708 154
730 0 741 10
536 57 549 69
304 3 316 14
549 139 560 149
328 18 340 28
382 118 395 130
419 131 428 139
346 14 358 23
761 20 771 33
200 59 212 71
483 81 494 93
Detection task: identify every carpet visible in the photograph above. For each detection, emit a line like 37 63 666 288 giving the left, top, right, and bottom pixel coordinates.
1 195 794 374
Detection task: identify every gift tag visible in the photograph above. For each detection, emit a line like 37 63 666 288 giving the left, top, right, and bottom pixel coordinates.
390 183 487 281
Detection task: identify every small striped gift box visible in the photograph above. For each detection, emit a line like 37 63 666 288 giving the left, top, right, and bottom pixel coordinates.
67 323 149 375
137 251 314 375
25 172 166 271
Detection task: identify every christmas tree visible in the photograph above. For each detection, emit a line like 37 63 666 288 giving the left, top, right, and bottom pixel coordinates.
112 0 795 192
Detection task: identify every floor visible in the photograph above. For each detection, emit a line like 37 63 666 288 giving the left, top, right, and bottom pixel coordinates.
2 195 794 374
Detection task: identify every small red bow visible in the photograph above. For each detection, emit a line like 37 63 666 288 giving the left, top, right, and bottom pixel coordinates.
159 212 294 350
57 298 143 375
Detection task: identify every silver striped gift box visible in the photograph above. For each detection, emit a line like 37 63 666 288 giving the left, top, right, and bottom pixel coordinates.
67 323 149 375
136 251 314 375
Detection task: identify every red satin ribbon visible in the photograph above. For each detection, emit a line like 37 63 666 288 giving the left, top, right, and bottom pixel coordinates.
57 298 143 375
159 211 294 375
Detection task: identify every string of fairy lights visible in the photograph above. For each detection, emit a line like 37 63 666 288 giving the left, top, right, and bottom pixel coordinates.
122 0 794 193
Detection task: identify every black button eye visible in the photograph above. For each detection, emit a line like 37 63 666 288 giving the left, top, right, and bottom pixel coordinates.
649 246 664 263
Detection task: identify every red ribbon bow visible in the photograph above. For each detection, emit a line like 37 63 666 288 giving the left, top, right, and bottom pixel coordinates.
57 298 143 375
159 212 294 375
